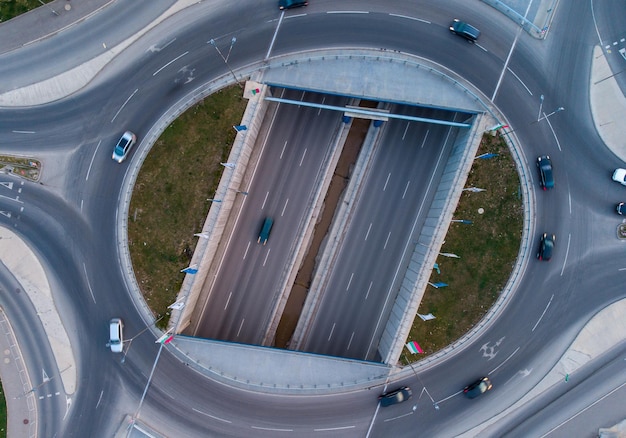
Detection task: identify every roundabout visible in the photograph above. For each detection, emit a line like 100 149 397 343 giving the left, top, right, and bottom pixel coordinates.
1 1 626 437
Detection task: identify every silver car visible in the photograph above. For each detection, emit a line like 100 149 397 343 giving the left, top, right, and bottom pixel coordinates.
112 131 137 163
109 318 124 353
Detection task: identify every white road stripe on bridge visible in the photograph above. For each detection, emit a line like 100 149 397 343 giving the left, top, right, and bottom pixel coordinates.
365 281 373 300
281 198 289 216
263 248 271 266
383 231 391 250
224 292 232 310
364 222 372 240
299 148 307 166
402 180 410 199
346 272 354 291
236 319 245 337
383 172 391 191
328 323 336 341
261 191 269 209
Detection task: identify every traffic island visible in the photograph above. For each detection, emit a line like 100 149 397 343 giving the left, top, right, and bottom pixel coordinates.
0 155 41 182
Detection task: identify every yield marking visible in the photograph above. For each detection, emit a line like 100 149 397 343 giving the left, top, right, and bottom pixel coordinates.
0 211 11 218
0 182 13 190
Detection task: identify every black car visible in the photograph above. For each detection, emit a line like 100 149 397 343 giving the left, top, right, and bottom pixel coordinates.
463 377 492 399
537 155 554 190
618 202 625 215
449 19 480 42
378 386 412 407
279 0 308 10
537 233 555 261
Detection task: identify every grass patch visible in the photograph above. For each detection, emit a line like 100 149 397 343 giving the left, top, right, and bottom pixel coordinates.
0 0 53 22
0 379 5 438
128 86 247 328
404 133 522 362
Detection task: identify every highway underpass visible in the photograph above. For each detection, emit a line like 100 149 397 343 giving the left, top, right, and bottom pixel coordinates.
171 50 491 382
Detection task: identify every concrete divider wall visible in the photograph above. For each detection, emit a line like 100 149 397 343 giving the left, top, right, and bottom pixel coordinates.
170 80 270 333
379 114 488 365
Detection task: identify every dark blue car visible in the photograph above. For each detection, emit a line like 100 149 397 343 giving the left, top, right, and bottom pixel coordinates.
537 155 554 190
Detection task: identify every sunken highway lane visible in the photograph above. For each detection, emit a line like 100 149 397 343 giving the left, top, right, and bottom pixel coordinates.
302 106 464 361
1 0 626 437
193 89 349 344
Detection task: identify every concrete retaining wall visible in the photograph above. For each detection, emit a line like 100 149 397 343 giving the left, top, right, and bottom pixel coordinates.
171 79 270 333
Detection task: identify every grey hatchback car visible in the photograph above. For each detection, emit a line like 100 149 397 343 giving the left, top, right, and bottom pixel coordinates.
279 0 308 10
450 19 480 42
379 386 412 407
463 377 492 398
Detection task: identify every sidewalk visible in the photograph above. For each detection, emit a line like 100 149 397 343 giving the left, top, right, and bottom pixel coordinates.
0 309 36 438
0 0 114 55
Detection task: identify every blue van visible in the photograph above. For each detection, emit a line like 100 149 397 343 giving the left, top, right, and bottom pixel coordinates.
258 217 274 245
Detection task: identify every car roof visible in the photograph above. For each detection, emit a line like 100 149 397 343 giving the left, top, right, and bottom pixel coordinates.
455 20 480 38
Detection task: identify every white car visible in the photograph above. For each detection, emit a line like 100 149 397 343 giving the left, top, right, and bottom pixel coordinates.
109 318 124 353
612 168 626 186
112 131 137 163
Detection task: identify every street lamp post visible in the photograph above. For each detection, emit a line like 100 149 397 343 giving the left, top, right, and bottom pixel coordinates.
404 355 440 411
538 106 564 122
209 38 243 89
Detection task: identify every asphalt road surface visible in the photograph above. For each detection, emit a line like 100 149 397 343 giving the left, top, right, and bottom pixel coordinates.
1 1 626 437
